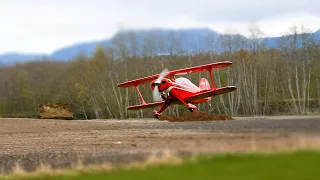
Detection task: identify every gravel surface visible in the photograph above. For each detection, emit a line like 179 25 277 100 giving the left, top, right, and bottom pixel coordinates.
0 116 320 174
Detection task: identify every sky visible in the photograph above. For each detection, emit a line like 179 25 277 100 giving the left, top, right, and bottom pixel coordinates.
0 0 319 54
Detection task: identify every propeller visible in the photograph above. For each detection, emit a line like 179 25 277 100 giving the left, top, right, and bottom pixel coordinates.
152 68 169 102
152 86 162 102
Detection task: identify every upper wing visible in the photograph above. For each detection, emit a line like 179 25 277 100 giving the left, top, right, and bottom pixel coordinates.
118 74 160 88
118 61 233 88
127 101 165 110
185 86 237 102
168 61 233 76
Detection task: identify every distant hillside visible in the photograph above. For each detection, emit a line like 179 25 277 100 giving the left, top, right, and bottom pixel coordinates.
50 28 220 60
316 30 320 44
0 28 319 66
50 40 112 60
0 53 47 66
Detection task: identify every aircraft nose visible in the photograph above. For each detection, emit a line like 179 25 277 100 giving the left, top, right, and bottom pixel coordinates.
151 78 171 91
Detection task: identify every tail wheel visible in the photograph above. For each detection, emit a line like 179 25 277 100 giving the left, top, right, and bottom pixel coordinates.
188 108 194 112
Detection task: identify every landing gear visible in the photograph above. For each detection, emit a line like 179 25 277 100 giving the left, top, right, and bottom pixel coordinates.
152 100 197 119
152 100 172 119
187 103 197 112
153 110 161 119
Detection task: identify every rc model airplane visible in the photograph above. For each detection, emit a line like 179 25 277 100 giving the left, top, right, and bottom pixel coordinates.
118 61 237 119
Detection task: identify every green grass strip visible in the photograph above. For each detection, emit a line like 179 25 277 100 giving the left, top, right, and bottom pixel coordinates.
5 150 320 180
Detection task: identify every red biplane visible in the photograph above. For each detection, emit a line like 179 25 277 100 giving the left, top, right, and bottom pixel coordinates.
117 61 237 119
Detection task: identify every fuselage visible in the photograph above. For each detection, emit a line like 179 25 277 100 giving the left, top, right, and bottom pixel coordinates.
150 77 211 104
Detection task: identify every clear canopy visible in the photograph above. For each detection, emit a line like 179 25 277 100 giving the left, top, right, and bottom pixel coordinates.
175 77 200 90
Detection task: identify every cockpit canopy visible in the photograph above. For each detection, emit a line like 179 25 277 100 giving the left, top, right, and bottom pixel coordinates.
175 77 201 90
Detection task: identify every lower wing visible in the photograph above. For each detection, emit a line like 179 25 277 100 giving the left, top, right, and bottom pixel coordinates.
128 101 165 110
185 86 237 102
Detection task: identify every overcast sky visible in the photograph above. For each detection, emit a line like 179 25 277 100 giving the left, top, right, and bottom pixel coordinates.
0 0 319 54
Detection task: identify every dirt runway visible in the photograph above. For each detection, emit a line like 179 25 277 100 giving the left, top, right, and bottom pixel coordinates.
0 116 320 173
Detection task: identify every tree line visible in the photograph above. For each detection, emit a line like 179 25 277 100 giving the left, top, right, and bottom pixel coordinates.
0 26 319 119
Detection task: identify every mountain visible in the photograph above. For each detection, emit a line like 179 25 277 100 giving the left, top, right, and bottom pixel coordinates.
315 29 320 42
50 40 112 60
0 53 47 66
0 28 319 66
107 28 221 55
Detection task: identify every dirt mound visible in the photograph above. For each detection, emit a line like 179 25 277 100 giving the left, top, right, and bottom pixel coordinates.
39 103 73 120
159 110 234 122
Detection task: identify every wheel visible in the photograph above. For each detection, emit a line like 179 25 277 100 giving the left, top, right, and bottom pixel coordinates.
187 103 197 112
152 110 161 119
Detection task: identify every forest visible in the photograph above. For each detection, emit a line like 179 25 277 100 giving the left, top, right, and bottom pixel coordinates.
0 26 319 119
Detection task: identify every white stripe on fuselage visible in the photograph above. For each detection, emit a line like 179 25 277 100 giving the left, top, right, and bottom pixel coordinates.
168 86 196 94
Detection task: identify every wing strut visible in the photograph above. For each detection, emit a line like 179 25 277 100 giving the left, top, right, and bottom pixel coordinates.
134 85 146 105
207 67 217 90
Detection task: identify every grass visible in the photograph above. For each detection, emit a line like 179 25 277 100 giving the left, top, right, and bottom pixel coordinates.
3 150 320 180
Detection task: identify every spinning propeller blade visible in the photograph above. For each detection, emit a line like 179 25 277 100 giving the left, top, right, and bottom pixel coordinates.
152 68 169 102
155 68 169 84
152 86 162 102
